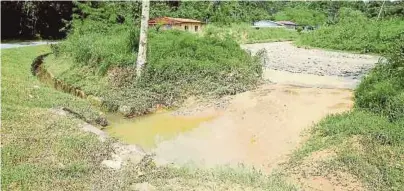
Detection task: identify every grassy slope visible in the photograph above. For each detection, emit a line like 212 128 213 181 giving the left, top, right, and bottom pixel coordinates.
2 45 297 190
48 30 264 116
291 111 404 191
1 46 113 190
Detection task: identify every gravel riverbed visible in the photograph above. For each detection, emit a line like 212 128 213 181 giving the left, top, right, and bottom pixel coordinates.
242 41 380 79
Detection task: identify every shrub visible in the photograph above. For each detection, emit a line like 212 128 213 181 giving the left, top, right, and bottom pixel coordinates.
57 20 137 74
273 6 327 26
53 27 263 115
204 23 298 44
355 34 404 121
296 8 404 54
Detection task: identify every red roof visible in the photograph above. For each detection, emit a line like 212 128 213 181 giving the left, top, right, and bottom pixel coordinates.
276 21 297 26
149 17 202 25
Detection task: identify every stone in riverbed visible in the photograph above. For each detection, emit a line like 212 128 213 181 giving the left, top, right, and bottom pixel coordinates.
118 105 132 116
95 117 109 127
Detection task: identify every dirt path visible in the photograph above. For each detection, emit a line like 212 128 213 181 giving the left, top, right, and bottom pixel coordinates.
153 42 379 173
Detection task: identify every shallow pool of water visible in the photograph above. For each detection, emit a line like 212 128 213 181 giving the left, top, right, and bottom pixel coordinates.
105 111 217 150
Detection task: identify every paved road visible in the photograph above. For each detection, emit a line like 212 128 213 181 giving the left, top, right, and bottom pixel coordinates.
1 41 58 49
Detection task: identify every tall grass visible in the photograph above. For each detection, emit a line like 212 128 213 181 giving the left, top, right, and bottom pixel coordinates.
355 34 404 121
56 21 138 74
52 25 264 115
296 8 404 54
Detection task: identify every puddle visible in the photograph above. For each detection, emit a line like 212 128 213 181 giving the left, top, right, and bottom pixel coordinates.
105 110 218 150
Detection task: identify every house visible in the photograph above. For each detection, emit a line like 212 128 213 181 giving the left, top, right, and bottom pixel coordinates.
276 21 298 29
251 20 284 29
148 17 204 33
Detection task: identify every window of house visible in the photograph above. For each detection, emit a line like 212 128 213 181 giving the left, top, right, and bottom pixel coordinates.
195 26 198 32
184 25 189 31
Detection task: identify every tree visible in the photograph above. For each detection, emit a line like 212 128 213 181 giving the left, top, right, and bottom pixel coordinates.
136 0 150 79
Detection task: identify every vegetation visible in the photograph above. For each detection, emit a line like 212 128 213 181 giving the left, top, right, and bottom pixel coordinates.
1 45 298 191
3 1 404 190
1 1 73 40
4 1 403 40
273 6 326 26
204 23 298 44
293 111 404 191
49 25 263 115
355 35 404 120
291 33 404 190
296 8 404 53
1 46 112 190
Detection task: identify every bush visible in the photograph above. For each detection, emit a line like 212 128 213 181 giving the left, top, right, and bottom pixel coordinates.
273 6 327 26
53 27 263 115
355 34 404 121
142 30 262 95
58 20 138 74
296 8 404 54
204 23 298 44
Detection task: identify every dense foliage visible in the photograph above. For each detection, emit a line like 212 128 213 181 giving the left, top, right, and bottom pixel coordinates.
273 6 327 26
1 1 73 39
355 34 404 121
3 1 403 40
297 8 404 53
203 23 298 44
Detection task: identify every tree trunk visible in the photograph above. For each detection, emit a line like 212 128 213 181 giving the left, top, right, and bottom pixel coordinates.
136 0 150 79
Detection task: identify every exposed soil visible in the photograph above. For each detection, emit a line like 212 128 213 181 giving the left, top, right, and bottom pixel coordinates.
150 42 379 190
289 149 365 191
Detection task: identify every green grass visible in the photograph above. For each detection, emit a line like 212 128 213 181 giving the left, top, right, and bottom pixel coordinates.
97 156 299 190
290 33 404 191
1 45 114 190
204 23 299 44
2 44 297 191
355 36 404 121
296 8 404 54
49 29 264 116
291 111 404 191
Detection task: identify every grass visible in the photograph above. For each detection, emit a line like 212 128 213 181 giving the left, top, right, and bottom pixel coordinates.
2 44 298 191
204 23 299 44
296 8 404 54
291 111 404 191
289 33 404 191
49 29 264 116
355 36 404 121
1 45 113 190
96 156 299 190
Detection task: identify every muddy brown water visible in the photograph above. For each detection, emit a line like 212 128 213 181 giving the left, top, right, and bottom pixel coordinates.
103 42 377 174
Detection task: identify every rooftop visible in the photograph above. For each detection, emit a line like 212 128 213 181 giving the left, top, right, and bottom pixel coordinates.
149 17 202 25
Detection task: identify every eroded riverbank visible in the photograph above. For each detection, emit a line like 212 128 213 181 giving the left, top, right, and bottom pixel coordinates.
33 41 379 178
